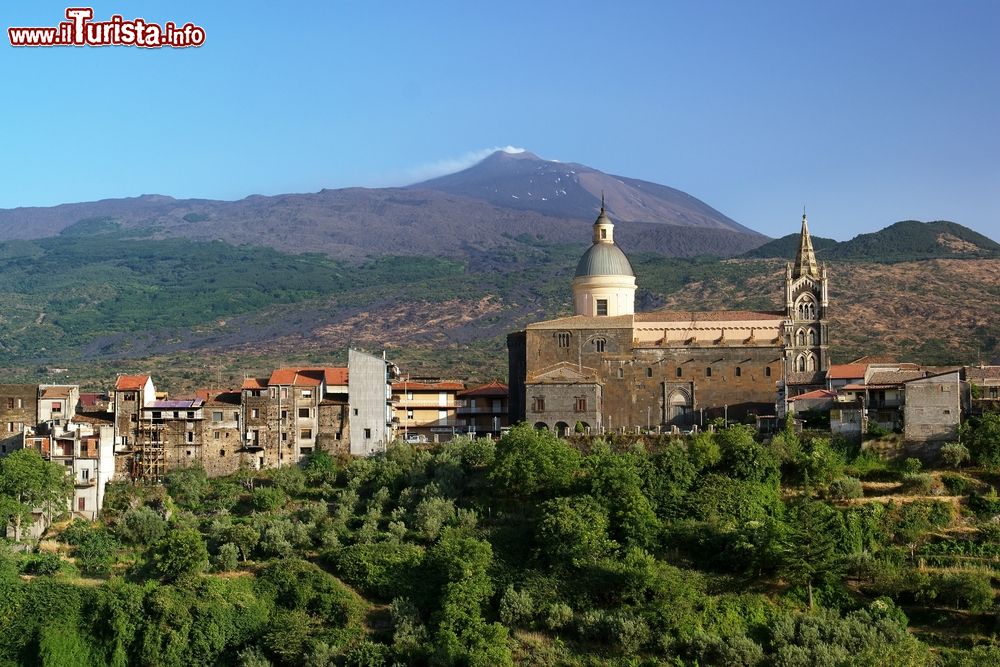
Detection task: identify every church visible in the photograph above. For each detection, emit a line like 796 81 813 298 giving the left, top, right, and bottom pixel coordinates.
507 203 830 433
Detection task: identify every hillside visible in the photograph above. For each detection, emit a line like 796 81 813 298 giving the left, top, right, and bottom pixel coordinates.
0 230 995 392
744 220 1000 262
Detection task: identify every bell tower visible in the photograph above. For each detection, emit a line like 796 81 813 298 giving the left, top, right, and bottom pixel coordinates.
784 213 830 373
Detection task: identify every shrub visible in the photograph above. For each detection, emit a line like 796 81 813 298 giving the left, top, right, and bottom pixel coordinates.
827 476 864 500
412 496 455 541
901 473 940 496
251 486 287 513
214 543 239 572
499 585 534 628
901 457 923 474
544 602 573 630
935 572 994 612
21 553 63 576
968 489 1000 519
153 529 209 581
940 473 976 496
115 506 167 546
74 529 119 576
939 442 970 469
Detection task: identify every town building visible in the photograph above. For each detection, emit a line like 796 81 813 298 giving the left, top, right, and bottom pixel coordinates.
508 206 830 433
392 378 465 441
456 380 509 437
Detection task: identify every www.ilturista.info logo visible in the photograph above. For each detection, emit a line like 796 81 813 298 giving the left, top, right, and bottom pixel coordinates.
8 8 205 48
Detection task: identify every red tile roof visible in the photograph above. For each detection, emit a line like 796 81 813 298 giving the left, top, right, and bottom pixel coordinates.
79 393 106 407
115 374 150 391
636 310 785 322
393 380 465 392
267 367 348 387
458 380 508 397
39 386 74 399
827 364 868 380
241 377 268 390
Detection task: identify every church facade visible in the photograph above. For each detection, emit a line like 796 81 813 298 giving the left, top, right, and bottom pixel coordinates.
507 205 830 433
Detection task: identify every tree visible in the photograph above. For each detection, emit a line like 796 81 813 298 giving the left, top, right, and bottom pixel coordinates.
165 466 210 510
0 449 72 540
490 423 581 497
778 498 842 609
536 495 615 566
227 522 260 562
962 413 1000 470
153 529 209 581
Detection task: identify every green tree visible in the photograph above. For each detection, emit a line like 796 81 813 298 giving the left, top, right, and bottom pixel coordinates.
490 423 581 497
165 466 210 510
963 413 1000 469
778 498 842 609
536 495 615 566
0 449 72 540
154 529 209 581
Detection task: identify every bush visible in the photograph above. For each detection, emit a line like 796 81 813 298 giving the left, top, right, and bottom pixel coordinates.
115 506 167 546
901 457 923 474
544 602 573 630
251 486 287 513
940 473 976 496
20 553 63 576
935 572 994 612
214 543 239 572
74 529 119 576
901 473 942 496
827 476 864 500
499 585 534 628
153 529 209 581
939 442 970 469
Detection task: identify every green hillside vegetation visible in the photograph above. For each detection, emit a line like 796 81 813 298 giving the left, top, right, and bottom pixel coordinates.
4 416 1000 665
745 221 1000 262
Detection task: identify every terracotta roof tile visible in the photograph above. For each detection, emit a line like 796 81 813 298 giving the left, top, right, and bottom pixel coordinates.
241 377 268 390
827 364 868 380
458 380 508 397
39 386 74 399
115 374 150 391
789 389 836 402
636 310 785 323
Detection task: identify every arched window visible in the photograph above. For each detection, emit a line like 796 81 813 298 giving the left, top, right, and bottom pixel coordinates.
765 366 772 378
808 328 817 346
557 332 570 348
594 338 606 352
796 355 806 372
675 367 682 378
706 367 712 377
646 368 653 378
616 367 624 379
735 366 742 377
806 353 817 372
796 329 806 346
796 295 817 321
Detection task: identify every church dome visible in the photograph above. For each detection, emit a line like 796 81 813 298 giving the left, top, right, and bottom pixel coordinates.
574 242 635 278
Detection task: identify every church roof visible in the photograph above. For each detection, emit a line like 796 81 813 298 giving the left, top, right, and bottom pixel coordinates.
635 310 784 323
526 314 634 330
792 213 821 279
574 242 634 278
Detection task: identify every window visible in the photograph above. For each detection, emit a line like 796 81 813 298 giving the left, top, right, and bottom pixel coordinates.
600 228 607 239
78 497 86 511
186 432 194 443
301 389 312 398
300 428 313 440
617 367 624 379
991 387 999 399
233 411 239 420
364 428 372 439
676 367 682 378
406 391 414 400
251 408 259 419
281 432 288 442
353 408 359 416
269 387 277 399
596 299 609 316
575 397 587 412
280 387 288 399
808 328 818 346
706 367 712 377
594 338 606 352
212 411 223 422
81 468 89 480
532 397 545 413
557 332 570 348
123 393 134 402
214 431 221 440
407 409 414 419
298 408 310 418
735 367 742 377
646 368 653 378
220 450 226 457
52 401 62 413
281 409 287 420
5 398 12 409
151 411 161 420
187 411 195 419
765 367 772 378
186 450 192 456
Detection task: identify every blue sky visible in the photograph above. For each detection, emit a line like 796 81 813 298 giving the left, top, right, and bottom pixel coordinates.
2 1 998 240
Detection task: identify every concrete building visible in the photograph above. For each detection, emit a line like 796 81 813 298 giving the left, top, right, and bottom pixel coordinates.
348 349 398 455
456 380 509 437
0 384 39 454
509 209 830 431
903 371 968 444
392 378 465 441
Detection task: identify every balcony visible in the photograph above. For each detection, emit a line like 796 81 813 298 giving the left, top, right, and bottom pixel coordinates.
75 477 96 487
456 405 506 415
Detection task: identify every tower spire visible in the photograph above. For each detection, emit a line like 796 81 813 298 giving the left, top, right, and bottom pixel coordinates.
793 212 820 279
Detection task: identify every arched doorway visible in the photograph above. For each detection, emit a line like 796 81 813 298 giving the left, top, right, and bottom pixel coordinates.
533 421 548 431
555 421 570 437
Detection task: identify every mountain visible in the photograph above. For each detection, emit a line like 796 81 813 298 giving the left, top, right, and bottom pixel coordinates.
411 149 760 234
744 220 999 262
